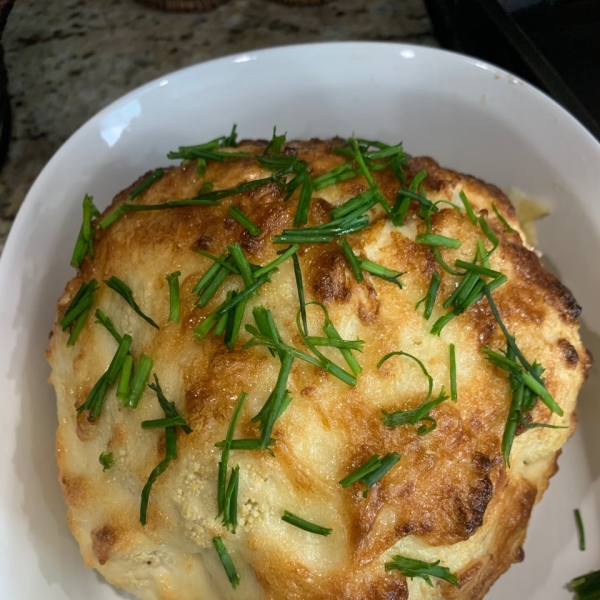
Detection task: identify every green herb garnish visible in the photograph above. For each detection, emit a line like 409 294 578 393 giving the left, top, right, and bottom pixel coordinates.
129 168 165 200
384 555 459 588
575 509 586 551
228 206 261 236
264 126 286 156
292 252 308 336
273 215 370 244
415 233 462 249
139 374 192 525
124 354 153 408
212 537 240 589
95 309 123 344
415 272 441 320
570 570 600 600
377 351 450 434
217 391 248 519
339 452 401 498
482 346 563 416
99 451 113 471
459 190 477 224
71 195 100 268
116 354 133 402
492 203 515 232
223 124 238 147
253 244 299 279
450 343 457 402
339 238 364 282
223 464 240 533
59 279 99 331
140 426 176 526
281 511 332 536
166 271 181 322
105 276 159 329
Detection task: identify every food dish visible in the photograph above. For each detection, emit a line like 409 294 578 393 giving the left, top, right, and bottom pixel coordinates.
1 43 600 600
47 135 589 599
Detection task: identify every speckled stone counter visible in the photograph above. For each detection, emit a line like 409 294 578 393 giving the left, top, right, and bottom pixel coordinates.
0 0 436 252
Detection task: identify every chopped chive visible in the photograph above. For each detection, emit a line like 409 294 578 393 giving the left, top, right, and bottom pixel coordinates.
483 287 554 395
350 138 391 215
167 148 252 161
196 158 207 176
214 275 271 317
193 254 227 295
339 238 364 282
257 352 294 449
450 343 457 402
359 258 403 288
253 244 299 279
330 189 378 221
217 391 248 516
223 124 238 147
224 295 246 349
212 537 240 589
105 276 159 329
195 250 240 275
125 354 153 408
416 233 462 249
215 438 276 451
194 311 220 340
575 509 586 551
415 272 441 320
116 354 133 402
454 260 503 279
482 346 563 416
66 306 91 347
141 415 189 429
214 291 233 337
293 173 314 227
281 511 332 536
59 279 99 330
339 452 401 497
147 373 192 433
76 375 108 416
292 253 308 336
378 351 433 402
128 168 165 200
228 244 254 288
569 570 600 599
304 336 364 351
199 182 214 194
140 427 176 525
264 126 286 156
166 271 181 323
196 263 232 308
479 216 499 255
99 452 113 471
95 309 123 343
459 190 478 224
70 195 100 268
492 203 515 232
273 215 370 244
385 555 459 587
228 206 261 236
105 334 133 385
223 465 240 533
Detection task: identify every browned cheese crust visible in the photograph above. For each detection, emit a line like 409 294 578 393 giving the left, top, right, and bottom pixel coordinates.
47 139 590 600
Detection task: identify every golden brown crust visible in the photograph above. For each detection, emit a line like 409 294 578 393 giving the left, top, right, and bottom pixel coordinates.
48 140 589 600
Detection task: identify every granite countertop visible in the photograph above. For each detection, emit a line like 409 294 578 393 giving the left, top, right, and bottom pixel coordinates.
0 0 436 252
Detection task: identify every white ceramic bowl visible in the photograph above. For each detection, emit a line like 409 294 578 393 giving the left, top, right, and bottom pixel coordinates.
1 42 599 600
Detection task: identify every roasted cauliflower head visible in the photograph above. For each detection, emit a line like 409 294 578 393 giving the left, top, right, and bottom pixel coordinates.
47 137 589 600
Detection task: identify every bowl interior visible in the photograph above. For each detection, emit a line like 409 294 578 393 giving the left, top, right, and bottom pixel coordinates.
1 42 599 599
